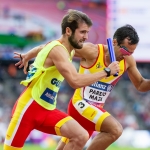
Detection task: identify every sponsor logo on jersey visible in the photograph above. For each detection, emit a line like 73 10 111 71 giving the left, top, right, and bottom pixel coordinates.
51 78 62 87
90 81 114 92
96 62 102 69
40 88 57 104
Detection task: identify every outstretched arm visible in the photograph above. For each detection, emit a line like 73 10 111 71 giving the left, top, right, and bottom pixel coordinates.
14 44 45 74
127 56 150 92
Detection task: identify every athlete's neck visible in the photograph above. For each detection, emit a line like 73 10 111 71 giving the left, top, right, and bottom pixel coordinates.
58 36 74 55
104 45 111 66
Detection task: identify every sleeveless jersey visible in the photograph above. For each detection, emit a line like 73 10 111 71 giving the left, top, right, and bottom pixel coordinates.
72 44 126 108
21 40 74 110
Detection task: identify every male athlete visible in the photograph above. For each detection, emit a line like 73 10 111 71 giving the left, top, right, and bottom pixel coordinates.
14 25 145 150
56 25 150 150
4 9 120 150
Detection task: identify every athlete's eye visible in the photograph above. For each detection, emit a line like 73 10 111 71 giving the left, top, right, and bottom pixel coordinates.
81 31 86 34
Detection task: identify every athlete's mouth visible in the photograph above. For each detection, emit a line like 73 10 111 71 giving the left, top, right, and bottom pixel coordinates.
79 40 85 44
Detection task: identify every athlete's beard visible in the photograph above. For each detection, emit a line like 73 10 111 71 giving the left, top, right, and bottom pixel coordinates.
68 33 83 49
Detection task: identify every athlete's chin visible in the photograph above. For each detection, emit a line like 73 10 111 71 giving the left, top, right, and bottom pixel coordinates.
78 41 84 47
76 44 83 49
117 57 123 61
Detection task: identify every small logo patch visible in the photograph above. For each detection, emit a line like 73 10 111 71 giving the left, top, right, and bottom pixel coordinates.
96 62 102 69
51 78 61 87
40 88 57 104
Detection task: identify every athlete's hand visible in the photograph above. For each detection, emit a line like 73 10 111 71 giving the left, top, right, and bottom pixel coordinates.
14 52 28 74
108 61 120 75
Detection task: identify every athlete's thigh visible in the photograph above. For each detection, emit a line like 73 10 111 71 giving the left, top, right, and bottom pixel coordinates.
36 108 73 136
4 87 35 148
69 100 110 132
4 117 34 148
100 115 122 133
68 101 94 136
60 118 88 139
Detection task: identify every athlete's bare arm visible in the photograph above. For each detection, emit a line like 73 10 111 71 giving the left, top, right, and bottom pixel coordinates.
126 56 150 92
14 44 45 74
14 43 98 74
14 42 96 64
48 45 120 89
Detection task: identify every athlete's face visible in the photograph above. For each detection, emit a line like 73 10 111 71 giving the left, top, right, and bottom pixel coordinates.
114 38 137 61
69 22 90 49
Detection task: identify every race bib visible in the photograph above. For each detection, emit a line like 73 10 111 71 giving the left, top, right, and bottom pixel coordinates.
83 81 114 104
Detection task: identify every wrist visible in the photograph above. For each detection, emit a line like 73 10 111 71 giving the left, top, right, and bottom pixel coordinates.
104 67 111 77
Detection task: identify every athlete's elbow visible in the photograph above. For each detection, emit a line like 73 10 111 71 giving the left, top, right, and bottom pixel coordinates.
137 87 147 92
69 82 79 89
136 80 148 92
68 79 82 89
67 73 86 88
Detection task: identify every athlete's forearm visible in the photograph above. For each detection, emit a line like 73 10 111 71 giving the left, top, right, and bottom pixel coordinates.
69 70 107 89
25 45 45 60
136 78 150 92
62 61 119 89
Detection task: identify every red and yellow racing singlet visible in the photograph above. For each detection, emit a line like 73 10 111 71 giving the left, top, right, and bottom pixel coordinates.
72 44 126 108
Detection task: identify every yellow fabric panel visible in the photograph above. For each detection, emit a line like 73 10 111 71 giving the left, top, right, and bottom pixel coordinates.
4 144 22 150
95 112 110 131
81 106 98 121
55 116 73 136
6 87 32 140
61 137 69 144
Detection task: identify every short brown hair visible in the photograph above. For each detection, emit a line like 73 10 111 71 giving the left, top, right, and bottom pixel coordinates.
61 9 93 34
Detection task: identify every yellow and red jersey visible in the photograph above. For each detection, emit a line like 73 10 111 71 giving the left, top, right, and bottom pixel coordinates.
72 44 126 108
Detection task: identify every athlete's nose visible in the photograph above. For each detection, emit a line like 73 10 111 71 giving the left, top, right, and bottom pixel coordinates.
84 32 88 40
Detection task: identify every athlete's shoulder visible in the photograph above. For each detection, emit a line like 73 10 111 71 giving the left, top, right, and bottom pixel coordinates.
82 42 99 59
82 42 99 55
83 42 98 50
46 40 64 46
125 55 136 69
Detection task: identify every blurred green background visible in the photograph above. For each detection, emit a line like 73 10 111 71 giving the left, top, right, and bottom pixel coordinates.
0 144 149 150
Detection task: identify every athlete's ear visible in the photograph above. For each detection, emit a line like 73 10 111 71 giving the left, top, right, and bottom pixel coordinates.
66 27 72 36
112 39 117 46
